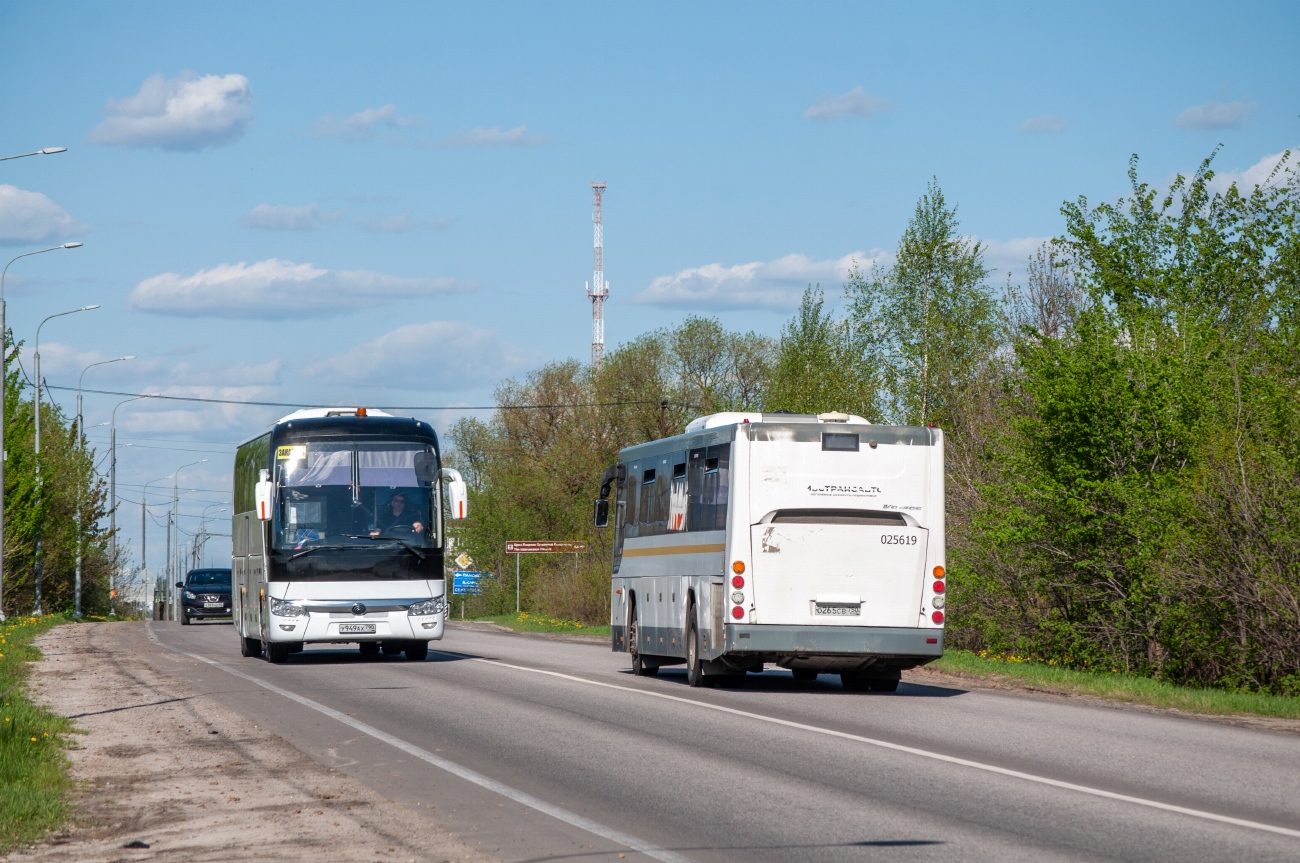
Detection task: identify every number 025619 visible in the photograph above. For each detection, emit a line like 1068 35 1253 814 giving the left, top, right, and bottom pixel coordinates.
880 534 918 545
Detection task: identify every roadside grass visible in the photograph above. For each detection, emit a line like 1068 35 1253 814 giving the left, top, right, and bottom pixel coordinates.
475 612 611 638
0 614 75 852
931 650 1300 721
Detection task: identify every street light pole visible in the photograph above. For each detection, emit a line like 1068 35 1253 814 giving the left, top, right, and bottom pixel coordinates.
0 242 81 620
109 395 155 615
171 459 207 620
0 147 66 163
74 356 134 617
32 304 99 615
142 474 173 619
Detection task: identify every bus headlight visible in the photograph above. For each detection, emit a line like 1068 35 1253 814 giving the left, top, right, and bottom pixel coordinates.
408 598 445 617
269 598 305 618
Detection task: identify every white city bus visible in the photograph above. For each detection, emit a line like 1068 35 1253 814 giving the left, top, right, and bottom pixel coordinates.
595 411 945 690
231 408 467 663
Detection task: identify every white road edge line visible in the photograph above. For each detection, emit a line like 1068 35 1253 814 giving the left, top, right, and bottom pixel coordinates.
144 624 693 863
435 650 1300 842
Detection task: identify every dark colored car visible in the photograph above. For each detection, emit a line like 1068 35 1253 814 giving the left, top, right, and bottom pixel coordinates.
177 568 233 625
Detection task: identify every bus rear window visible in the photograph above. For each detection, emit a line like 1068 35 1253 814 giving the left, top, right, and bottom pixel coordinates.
822 433 859 452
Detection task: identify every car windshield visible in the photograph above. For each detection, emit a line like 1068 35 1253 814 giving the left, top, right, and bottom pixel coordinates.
187 570 231 587
272 441 439 551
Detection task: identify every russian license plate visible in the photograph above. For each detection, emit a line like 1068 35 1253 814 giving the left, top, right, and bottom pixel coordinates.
814 603 861 616
203 602 223 608
339 623 377 634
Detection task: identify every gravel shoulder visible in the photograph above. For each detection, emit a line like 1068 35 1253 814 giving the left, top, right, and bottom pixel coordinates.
8 622 495 863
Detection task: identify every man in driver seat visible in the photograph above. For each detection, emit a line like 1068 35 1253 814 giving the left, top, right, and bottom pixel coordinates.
372 492 425 536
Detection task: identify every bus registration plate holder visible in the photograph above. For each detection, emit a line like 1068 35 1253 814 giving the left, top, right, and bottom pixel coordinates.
339 623 377 634
814 603 861 617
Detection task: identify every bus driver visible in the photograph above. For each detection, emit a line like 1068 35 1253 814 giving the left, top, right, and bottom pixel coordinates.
372 492 425 537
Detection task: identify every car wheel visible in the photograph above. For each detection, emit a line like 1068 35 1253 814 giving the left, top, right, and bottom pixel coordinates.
240 634 262 658
405 641 429 661
629 611 659 677
359 641 380 658
180 613 191 626
265 641 290 664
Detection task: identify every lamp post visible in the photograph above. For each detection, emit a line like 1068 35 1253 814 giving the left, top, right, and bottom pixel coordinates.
74 356 134 617
195 503 228 570
109 395 155 616
142 473 173 618
32 304 99 615
171 460 207 620
0 242 81 620
0 147 66 163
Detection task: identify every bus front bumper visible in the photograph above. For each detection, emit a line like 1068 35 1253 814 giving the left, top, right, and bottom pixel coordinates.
724 624 942 658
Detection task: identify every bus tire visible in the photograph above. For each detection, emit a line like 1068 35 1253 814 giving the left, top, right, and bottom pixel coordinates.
840 671 870 692
265 641 290 664
685 616 709 688
405 641 429 661
380 640 404 656
359 641 380 658
629 612 659 676
240 633 262 658
868 678 900 692
791 668 819 682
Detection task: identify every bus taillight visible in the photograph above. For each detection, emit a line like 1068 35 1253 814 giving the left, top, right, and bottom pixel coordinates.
931 611 944 624
731 574 745 589
933 581 945 593
731 606 745 620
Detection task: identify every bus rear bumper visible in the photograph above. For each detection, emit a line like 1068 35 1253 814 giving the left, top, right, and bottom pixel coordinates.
724 624 942 659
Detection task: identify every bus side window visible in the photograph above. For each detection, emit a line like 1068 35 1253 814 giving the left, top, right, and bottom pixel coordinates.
686 448 707 532
624 473 640 538
703 444 730 531
639 468 660 536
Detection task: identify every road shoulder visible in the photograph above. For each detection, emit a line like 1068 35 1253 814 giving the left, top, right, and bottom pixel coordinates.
10 622 494 863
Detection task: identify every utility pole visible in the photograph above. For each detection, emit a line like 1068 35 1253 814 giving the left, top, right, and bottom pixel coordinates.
585 182 608 367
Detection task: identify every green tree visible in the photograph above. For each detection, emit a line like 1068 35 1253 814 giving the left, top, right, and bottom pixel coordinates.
764 286 874 417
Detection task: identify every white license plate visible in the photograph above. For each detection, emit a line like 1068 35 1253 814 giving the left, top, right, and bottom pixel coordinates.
203 602 223 608
814 604 861 616
338 623 377 634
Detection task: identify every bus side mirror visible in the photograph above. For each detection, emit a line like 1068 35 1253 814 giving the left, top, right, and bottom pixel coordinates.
439 468 468 519
414 451 437 483
593 498 610 528
255 469 273 521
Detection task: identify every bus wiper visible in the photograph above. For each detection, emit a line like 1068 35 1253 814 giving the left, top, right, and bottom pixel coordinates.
284 544 350 561
340 534 428 561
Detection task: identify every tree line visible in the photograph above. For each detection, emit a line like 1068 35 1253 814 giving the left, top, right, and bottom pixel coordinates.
450 151 1300 695
1 337 116 618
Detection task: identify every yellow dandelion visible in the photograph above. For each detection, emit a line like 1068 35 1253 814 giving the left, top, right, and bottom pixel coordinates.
30 737 38 742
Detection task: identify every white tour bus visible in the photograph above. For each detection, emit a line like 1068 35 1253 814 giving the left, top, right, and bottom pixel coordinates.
594 411 945 690
231 408 467 663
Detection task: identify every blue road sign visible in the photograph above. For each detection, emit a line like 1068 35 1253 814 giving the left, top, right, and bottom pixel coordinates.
453 571 487 595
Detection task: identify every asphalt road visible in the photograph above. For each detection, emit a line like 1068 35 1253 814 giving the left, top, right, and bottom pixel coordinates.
146 621 1300 863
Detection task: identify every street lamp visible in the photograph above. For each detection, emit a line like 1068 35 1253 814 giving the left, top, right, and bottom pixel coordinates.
31 304 99 615
142 473 174 619
194 504 228 570
74 356 134 617
0 242 82 620
170 460 208 620
110 395 156 613
0 147 67 163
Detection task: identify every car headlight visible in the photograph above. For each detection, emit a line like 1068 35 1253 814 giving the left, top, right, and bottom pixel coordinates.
184 590 196 600
408 598 445 617
269 597 305 618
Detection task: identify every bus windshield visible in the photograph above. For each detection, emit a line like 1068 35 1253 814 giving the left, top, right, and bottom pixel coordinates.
272 441 439 551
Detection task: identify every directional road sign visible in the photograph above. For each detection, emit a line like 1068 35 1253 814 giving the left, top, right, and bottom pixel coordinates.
505 541 588 554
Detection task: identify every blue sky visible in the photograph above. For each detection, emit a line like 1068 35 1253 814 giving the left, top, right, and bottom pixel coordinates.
1 1 1297 570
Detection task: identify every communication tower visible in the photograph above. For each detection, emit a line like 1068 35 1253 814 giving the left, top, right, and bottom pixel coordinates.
586 182 607 367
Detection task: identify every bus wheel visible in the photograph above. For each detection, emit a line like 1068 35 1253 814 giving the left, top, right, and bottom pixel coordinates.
685 617 709 688
629 615 658 676
265 641 290 664
405 641 429 661
840 671 870 692
240 634 262 658
359 642 380 658
381 641 404 656
791 668 819 682
868 678 900 692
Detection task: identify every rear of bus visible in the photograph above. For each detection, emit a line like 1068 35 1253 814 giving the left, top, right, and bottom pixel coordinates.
725 414 944 688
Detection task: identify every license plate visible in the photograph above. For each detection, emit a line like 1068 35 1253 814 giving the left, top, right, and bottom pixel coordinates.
338 623 377 634
814 603 861 616
203 602 223 608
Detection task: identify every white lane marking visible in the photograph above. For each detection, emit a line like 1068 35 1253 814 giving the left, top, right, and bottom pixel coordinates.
434 650 1300 841
145 624 692 863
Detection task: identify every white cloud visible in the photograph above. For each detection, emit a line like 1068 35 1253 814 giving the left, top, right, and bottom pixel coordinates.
304 321 533 390
633 251 887 310
127 258 477 319
0 185 86 245
1206 149 1297 194
362 213 413 233
88 72 253 151
436 125 549 148
1016 114 1070 134
241 203 343 231
1175 100 1258 131
803 88 892 121
308 104 418 141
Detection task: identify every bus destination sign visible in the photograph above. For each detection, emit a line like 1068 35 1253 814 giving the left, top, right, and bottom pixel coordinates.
506 541 588 554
